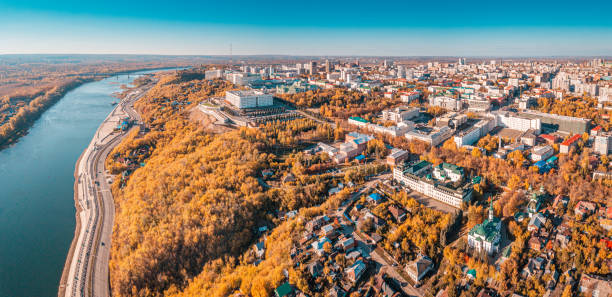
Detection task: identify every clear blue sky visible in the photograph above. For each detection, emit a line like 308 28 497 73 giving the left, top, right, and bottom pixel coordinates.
1 0 611 56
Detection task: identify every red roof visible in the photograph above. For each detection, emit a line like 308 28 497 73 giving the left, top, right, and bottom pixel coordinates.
561 134 581 146
540 134 557 142
601 239 612 250
592 125 603 132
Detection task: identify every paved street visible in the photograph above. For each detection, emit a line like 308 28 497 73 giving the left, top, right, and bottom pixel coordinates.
61 82 152 297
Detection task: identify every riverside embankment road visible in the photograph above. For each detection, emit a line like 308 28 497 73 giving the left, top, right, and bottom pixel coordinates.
61 82 152 297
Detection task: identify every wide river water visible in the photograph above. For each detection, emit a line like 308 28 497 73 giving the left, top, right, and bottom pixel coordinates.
0 69 171 297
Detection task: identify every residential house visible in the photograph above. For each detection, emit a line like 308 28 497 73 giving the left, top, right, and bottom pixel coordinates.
329 285 346 297
522 257 546 278
528 236 544 251
579 274 612 297
311 237 332 256
528 213 547 233
406 255 433 284
254 241 265 258
321 224 338 239
374 272 402 297
575 200 597 218
367 192 384 204
307 261 323 278
389 205 407 222
345 259 368 284
340 237 357 251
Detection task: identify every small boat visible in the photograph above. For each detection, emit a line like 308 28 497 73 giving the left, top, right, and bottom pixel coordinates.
110 101 118 106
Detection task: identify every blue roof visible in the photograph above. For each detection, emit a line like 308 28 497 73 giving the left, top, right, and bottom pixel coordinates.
534 160 547 167
348 116 368 123
355 154 365 161
467 269 477 278
368 193 382 201
546 156 558 163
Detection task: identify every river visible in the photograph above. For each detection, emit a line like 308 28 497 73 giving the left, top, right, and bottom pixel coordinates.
0 69 172 297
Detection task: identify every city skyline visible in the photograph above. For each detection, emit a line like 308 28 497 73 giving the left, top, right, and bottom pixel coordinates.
1 0 612 56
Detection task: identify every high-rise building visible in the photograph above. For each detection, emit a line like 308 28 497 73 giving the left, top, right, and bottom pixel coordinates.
308 61 317 74
594 135 612 155
458 58 466 66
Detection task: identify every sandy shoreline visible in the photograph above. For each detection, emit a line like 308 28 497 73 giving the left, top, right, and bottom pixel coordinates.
57 150 85 297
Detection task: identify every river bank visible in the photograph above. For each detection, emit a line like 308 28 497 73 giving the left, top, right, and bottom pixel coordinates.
0 70 164 297
0 66 184 152
58 79 153 297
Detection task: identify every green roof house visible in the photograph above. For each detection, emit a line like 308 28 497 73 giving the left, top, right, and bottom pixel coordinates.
275 282 294 297
433 163 464 182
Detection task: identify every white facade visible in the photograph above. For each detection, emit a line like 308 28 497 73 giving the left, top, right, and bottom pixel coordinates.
600 87 612 103
454 126 481 147
225 90 273 109
225 72 259 86
393 165 472 208
594 135 612 155
429 96 462 111
467 98 491 112
531 145 554 162
405 126 453 147
400 92 420 103
382 107 419 123
490 111 541 133
205 69 223 80
467 208 501 255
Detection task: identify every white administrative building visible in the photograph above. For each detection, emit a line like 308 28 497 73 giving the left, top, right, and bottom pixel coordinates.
393 160 473 208
226 90 274 109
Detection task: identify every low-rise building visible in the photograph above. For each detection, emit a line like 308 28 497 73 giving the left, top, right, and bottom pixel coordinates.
345 259 367 284
429 96 462 111
393 160 473 208
531 145 554 162
488 110 541 133
579 275 612 297
433 163 464 182
382 107 419 123
560 134 582 154
406 255 433 284
386 148 410 166
405 126 453 147
400 91 421 102
225 90 273 108
528 213 547 232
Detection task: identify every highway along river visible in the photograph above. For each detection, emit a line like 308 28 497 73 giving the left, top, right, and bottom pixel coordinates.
0 69 166 297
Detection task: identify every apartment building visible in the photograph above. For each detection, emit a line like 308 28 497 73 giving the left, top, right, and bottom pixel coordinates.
594 134 612 155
